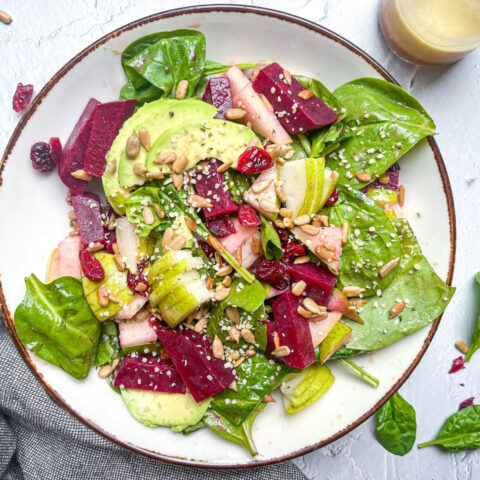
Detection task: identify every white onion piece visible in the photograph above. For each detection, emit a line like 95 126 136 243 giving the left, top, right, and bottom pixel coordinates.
115 217 140 274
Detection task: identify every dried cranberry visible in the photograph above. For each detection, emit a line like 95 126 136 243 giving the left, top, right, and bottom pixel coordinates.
49 137 62 165
30 142 56 172
127 261 150 297
274 224 289 243
326 187 339 206
104 229 116 254
459 397 474 411
283 242 307 260
12 83 34 112
79 250 105 282
238 204 261 227
198 238 217 261
250 256 290 290
449 356 466 374
237 146 273 173
206 216 237 238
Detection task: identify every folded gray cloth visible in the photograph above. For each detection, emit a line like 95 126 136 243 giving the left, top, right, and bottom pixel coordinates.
0 320 306 480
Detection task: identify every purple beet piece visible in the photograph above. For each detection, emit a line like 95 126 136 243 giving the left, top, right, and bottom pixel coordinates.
156 328 235 402
71 194 106 247
252 62 338 135
202 77 233 120
449 356 466 374
459 397 475 411
193 159 239 219
264 320 276 355
285 261 337 306
59 98 100 194
272 291 315 369
113 355 186 393
206 216 237 238
360 167 400 193
84 100 137 177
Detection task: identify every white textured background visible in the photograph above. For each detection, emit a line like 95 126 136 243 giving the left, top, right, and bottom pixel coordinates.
1 1 480 478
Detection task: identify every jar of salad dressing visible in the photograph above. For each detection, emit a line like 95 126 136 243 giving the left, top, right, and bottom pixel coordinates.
380 0 480 66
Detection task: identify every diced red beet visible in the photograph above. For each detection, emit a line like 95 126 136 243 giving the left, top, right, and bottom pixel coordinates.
264 320 277 355
252 62 338 135
12 83 34 112
449 356 466 374
118 315 157 345
459 397 475 411
286 261 337 306
84 100 137 177
59 98 100 194
206 216 237 238
113 355 186 394
271 291 315 369
49 137 62 165
156 328 235 402
71 194 106 248
193 159 239 219
360 167 400 193
238 204 261 227
202 77 233 120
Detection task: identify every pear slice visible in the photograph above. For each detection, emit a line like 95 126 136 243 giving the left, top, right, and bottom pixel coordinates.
318 322 352 364
318 167 339 209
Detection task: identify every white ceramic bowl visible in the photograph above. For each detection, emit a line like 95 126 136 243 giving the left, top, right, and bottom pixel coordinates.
0 5 455 468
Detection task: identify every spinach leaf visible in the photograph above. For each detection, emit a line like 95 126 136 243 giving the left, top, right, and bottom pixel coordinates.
295 75 346 156
121 342 164 356
224 278 266 312
325 187 402 297
466 273 480 362
125 186 167 238
260 215 283 260
203 59 256 76
203 402 266 456
327 78 435 189
337 358 378 388
331 346 361 359
223 169 251 205
343 218 455 351
123 30 206 97
376 392 416 455
209 353 294 426
95 320 120 366
419 405 480 452
14 274 101 380
120 81 162 108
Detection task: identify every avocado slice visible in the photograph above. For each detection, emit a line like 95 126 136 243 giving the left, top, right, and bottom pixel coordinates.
81 252 135 321
103 99 216 213
145 119 260 173
121 388 210 429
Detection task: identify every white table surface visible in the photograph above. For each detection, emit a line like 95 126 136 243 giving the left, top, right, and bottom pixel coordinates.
1 1 479 478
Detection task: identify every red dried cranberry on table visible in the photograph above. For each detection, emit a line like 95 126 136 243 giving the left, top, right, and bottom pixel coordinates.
30 142 56 172
458 397 474 410
12 83 34 112
238 204 261 227
237 146 273 173
206 216 237 238
282 242 307 260
250 256 290 291
79 250 105 282
448 356 466 374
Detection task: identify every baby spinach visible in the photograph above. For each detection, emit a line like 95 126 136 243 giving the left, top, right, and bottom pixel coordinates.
337 358 379 388
95 320 120 366
223 169 251 205
325 187 402 297
343 218 455 351
376 392 416 455
120 81 162 108
203 59 257 76
419 405 480 452
224 278 266 312
466 272 480 362
260 215 283 260
122 30 206 97
14 275 101 380
327 78 435 188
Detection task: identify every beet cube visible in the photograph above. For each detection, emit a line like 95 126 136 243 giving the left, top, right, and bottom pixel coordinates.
202 77 233 120
271 291 315 369
360 167 400 193
59 98 100 194
157 328 235 402
113 355 186 394
193 159 239 219
71 194 106 247
84 100 137 177
252 62 338 135
286 261 337 306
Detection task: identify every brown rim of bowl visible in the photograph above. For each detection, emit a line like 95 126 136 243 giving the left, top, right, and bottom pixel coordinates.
0 3 456 469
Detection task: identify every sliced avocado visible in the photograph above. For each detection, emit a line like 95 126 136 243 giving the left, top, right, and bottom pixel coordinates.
145 119 260 173
103 99 216 213
150 271 200 307
81 253 135 321
319 322 352 364
121 388 210 428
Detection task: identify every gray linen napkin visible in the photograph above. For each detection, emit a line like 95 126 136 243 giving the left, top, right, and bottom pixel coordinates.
0 320 306 480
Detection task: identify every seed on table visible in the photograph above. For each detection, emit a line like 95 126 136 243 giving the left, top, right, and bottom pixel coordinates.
172 173 184 191
225 108 247 120
294 214 310 226
300 224 320 236
175 79 188 99
297 305 313 318
298 89 314 100
212 335 224 359
251 60 268 82
283 68 292 85
217 160 233 173
291 280 307 296
226 306 240 324
379 257 400 278
152 202 165 219
389 301 406 319
214 286 231 301
172 155 188 174
187 194 212 209
355 172 372 182
455 340 469 355
259 199 279 213
138 128 151 151
272 346 291 357
240 328 256 344
293 255 310 264
153 151 177 164
280 207 293 218
142 206 154 225
342 285 366 297
274 183 287 202
126 132 140 159
233 356 246 368
228 326 241 343
71 169 93 181
216 265 233 277
0 10 12 24
398 185 405 207
133 162 147 176
97 286 109 307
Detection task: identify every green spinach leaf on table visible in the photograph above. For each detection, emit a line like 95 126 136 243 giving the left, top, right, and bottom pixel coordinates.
325 187 402 297
14 274 101 380
120 81 162 108
466 272 480 362
327 78 435 188
260 215 283 260
376 392 416 455
342 218 455 351
419 405 480 452
95 320 120 366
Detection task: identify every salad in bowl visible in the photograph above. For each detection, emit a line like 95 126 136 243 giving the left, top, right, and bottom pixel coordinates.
14 29 454 456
